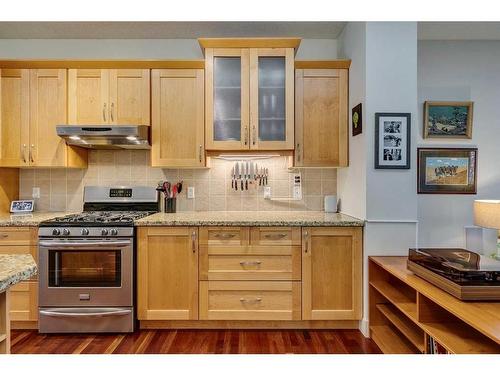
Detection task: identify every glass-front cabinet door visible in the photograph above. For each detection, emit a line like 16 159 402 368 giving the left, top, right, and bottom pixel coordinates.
250 48 294 150
205 49 249 150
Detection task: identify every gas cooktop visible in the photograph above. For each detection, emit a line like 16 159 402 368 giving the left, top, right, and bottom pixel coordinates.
39 211 154 227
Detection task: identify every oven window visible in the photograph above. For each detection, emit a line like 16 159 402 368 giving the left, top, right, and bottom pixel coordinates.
48 250 121 287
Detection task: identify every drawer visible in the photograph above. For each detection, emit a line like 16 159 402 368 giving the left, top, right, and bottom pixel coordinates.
250 227 301 246
199 281 301 320
10 281 38 321
0 227 36 246
200 246 301 281
199 227 249 246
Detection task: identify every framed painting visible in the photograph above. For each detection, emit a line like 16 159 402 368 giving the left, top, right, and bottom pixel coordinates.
417 148 478 194
352 103 362 136
375 113 411 169
424 101 474 139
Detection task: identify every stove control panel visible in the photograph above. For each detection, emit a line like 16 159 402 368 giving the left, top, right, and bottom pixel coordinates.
39 227 134 238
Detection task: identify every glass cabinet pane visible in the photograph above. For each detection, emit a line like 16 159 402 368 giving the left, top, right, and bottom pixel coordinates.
258 57 286 142
213 57 241 141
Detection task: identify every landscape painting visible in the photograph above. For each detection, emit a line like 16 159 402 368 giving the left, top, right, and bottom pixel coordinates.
424 101 474 139
425 157 469 185
418 148 477 194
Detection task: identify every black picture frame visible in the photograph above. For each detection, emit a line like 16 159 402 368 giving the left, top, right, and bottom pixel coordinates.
417 147 478 194
375 112 411 169
352 103 362 136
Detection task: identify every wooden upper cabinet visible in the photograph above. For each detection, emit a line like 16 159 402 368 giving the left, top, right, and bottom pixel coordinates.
0 69 29 167
205 48 249 150
295 68 349 167
0 69 86 168
151 69 204 167
30 69 86 168
249 48 294 150
68 69 150 125
68 69 108 125
137 227 199 320
302 227 362 320
109 69 150 125
204 44 294 151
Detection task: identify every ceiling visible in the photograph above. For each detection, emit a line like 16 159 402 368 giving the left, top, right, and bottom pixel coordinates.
418 22 500 40
2 22 500 41
0 22 347 39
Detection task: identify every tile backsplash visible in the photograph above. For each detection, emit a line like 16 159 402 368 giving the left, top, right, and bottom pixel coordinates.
19 150 337 212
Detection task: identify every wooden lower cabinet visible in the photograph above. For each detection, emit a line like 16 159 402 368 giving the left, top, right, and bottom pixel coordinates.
199 281 301 320
137 225 362 325
0 227 38 326
137 227 199 320
9 282 38 322
302 227 362 320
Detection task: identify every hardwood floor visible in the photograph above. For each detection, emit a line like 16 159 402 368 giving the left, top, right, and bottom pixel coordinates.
11 329 381 354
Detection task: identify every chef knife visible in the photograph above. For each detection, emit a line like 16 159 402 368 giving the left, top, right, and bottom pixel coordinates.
235 162 239 191
245 161 249 190
241 162 245 190
231 166 234 189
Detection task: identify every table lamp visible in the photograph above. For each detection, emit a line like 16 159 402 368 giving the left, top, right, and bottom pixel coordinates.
474 200 500 259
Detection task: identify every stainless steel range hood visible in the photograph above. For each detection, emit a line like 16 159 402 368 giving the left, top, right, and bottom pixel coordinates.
56 125 150 149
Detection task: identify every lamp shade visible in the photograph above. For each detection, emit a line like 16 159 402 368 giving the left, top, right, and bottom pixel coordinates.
474 200 500 229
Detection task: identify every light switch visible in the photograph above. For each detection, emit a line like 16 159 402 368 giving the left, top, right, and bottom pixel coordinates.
187 186 195 199
264 186 271 199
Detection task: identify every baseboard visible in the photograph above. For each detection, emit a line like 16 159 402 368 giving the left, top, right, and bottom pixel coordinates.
358 318 369 338
140 320 360 330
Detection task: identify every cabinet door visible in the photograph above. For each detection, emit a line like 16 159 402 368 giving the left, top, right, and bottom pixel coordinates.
29 69 67 167
205 48 249 150
250 48 294 150
109 69 150 125
151 69 205 167
295 69 348 167
302 227 362 320
137 227 199 320
0 69 29 167
68 69 109 124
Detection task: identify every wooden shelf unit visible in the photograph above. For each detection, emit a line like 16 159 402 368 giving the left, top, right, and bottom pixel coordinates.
369 256 500 354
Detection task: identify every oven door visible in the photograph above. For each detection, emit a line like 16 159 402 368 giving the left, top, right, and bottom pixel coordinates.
39 238 133 307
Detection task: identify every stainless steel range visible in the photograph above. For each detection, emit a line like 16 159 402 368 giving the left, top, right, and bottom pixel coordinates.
38 186 158 333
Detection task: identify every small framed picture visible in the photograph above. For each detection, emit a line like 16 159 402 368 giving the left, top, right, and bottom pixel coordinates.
352 103 362 136
424 101 473 139
375 113 411 169
417 148 477 194
10 200 35 213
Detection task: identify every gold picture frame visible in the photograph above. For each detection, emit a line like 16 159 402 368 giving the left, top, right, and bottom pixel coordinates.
423 101 474 139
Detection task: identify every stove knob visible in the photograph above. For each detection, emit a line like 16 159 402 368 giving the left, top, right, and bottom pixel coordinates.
52 228 61 236
101 229 109 236
81 228 90 236
110 229 118 236
62 228 71 236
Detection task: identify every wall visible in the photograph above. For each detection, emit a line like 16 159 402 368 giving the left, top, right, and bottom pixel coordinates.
0 39 338 59
336 22 367 220
19 151 337 213
417 41 500 247
337 22 419 337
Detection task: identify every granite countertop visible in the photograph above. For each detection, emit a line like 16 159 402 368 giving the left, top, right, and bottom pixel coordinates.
0 254 37 293
0 212 73 227
135 211 364 227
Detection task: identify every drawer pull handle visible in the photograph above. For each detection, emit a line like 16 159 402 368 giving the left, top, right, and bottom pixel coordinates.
240 297 262 303
0 234 8 238
239 261 262 267
264 233 287 240
191 231 197 253
214 233 236 239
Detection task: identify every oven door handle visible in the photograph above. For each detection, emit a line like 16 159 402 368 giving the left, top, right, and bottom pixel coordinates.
40 308 131 318
39 241 131 249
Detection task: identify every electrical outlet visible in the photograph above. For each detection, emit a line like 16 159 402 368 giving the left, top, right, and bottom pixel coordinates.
264 186 272 199
32 187 40 199
187 186 195 199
